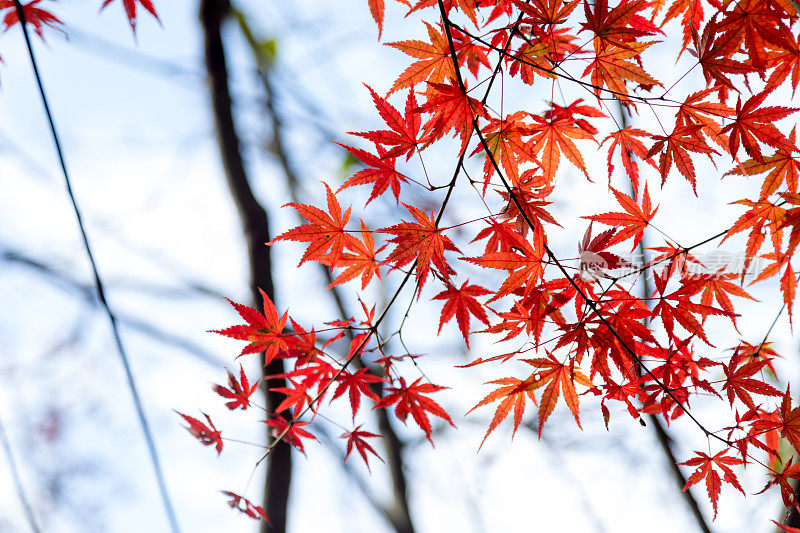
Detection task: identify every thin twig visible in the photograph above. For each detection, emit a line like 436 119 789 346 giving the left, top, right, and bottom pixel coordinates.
10 3 180 531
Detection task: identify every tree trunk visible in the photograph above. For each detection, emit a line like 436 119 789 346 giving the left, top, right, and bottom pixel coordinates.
199 1 292 531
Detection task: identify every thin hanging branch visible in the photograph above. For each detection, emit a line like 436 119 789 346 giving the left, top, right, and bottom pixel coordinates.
198 1 291 531
10 3 181 531
0 409 42 533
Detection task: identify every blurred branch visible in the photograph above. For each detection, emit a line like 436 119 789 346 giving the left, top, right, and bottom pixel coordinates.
615 102 713 533
233 10 416 532
10 3 181 529
199 1 292 531
1 247 226 367
0 408 42 533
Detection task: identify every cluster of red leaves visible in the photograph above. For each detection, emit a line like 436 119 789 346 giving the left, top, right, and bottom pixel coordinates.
0 0 157 37
178 0 800 525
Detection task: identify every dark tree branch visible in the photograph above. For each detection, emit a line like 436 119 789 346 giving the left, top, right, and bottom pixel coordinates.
231 12 417 532
199 1 291 531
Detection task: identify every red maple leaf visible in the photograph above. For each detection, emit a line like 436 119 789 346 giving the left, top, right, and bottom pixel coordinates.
646 124 718 193
432 280 492 348
330 368 384 421
221 491 269 522
265 416 316 455
720 88 798 162
101 0 158 32
380 203 459 289
213 365 259 410
337 143 409 205
322 220 386 290
603 127 656 197
351 86 423 160
1 0 62 39
341 426 384 471
467 373 539 448
269 182 356 266
176 411 223 455
416 81 489 153
721 349 781 409
375 377 454 442
211 289 289 366
680 450 744 518
522 354 592 436
582 185 657 251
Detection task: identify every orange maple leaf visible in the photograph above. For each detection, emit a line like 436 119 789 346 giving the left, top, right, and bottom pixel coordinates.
522 355 592 436
380 203 459 289
269 182 356 266
582 185 657 251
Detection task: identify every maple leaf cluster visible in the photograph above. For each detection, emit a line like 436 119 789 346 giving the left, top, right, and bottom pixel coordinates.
0 0 157 38
177 0 800 526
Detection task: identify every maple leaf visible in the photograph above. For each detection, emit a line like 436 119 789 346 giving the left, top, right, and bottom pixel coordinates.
337 143 408 205
522 355 591 436
602 127 656 197
722 198 787 271
714 0 795 73
351 86 423 161
265 416 316 455
508 25 580 85
721 349 781 409
379 202 459 289
582 185 657 251
680 450 744 518
581 0 661 50
386 22 457 94
432 280 492 348
272 380 314 418
341 426 384 471
176 411 223 455
322 221 386 290
725 128 800 198
473 111 538 188
646 124 718 193
582 41 661 104
578 224 631 279
659 0 704 53
221 491 269 522
375 377 454 442
1 0 62 39
467 374 539 448
211 289 289 366
367 0 385 38
758 459 800 507
101 0 158 32
675 88 734 153
269 182 356 266
330 368 384 421
463 235 545 299
720 88 798 162
528 106 595 181
510 0 580 26
768 34 800 96
677 271 757 327
776 388 800 455
689 17 751 90
213 365 259 410
416 81 489 153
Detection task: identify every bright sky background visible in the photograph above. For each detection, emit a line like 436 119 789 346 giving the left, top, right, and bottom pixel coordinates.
0 1 796 532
